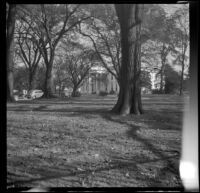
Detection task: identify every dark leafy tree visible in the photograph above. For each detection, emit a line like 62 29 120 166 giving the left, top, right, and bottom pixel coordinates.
13 66 29 92
141 5 180 93
140 70 152 90
164 64 180 94
171 5 189 95
35 64 46 91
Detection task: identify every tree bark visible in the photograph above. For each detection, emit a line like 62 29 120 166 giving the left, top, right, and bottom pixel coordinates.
112 4 144 115
159 44 168 94
160 63 164 93
179 44 186 96
58 82 62 96
72 86 78 97
7 4 16 102
28 70 37 91
28 72 33 91
43 61 54 98
179 56 185 96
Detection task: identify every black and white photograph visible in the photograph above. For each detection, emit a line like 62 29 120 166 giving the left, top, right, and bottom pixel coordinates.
6 2 198 191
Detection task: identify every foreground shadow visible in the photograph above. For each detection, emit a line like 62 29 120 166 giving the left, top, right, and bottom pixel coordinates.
100 114 182 186
7 152 182 188
7 97 184 187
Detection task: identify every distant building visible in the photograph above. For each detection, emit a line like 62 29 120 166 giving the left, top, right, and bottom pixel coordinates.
80 66 160 95
80 66 156 95
151 72 166 90
58 63 170 95
58 65 168 95
80 66 119 94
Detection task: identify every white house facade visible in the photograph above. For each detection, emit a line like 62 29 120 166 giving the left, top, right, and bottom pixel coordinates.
80 66 119 94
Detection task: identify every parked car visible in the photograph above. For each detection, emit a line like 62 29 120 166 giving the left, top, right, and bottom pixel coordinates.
13 90 26 100
28 90 44 99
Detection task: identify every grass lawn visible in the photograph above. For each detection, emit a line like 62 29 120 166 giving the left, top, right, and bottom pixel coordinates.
7 94 189 188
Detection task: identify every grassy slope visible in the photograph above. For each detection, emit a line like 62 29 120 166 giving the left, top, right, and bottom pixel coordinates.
7 94 189 188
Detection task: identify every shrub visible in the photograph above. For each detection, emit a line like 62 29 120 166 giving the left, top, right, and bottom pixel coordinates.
152 89 164 94
99 91 108 96
109 90 116 95
72 91 81 97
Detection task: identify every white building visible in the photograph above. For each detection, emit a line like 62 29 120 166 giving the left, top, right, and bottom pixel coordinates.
80 66 153 95
80 66 119 94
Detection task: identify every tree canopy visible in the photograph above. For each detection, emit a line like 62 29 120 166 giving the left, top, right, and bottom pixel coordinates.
8 4 189 107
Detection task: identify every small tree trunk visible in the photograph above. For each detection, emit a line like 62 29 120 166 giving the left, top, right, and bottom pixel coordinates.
6 4 16 102
72 86 78 97
113 4 144 115
160 66 164 93
28 72 33 91
179 42 187 96
179 57 185 96
7 69 14 101
58 82 62 96
160 44 168 94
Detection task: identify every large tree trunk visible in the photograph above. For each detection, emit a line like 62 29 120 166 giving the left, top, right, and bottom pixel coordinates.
72 85 78 97
43 65 54 98
7 4 16 102
28 71 37 91
43 55 56 98
112 4 144 115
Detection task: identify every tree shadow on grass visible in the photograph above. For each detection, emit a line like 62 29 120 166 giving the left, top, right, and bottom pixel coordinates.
7 104 183 131
13 101 115 106
7 105 48 112
7 98 184 187
7 110 183 188
7 152 182 188
100 114 183 187
7 105 111 116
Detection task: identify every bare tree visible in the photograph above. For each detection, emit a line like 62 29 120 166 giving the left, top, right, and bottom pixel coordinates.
15 20 42 91
79 5 121 85
18 4 90 98
62 42 96 97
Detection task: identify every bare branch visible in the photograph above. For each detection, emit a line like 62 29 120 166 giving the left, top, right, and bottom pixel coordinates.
79 26 118 79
